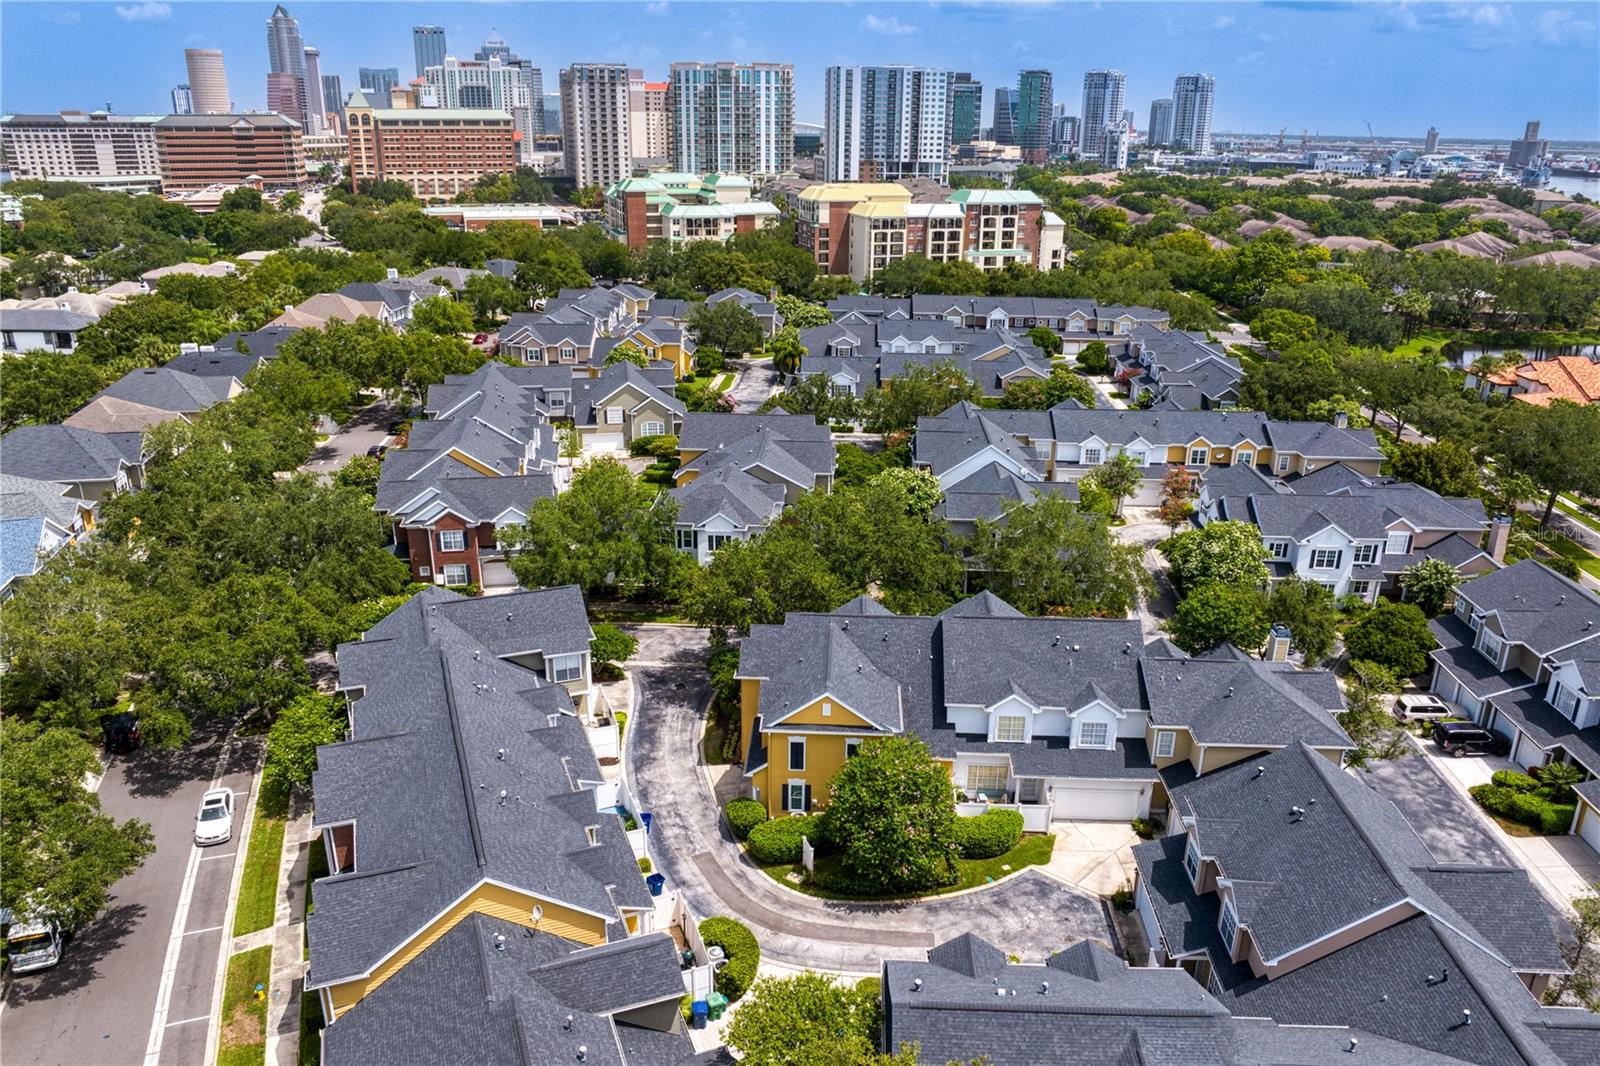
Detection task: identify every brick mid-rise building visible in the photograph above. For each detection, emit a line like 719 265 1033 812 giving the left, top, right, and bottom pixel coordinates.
344 90 515 200
152 113 306 192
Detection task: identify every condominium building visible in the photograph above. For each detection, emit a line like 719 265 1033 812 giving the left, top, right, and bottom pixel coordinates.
472 33 546 149
604 172 777 248
667 62 793 176
1100 122 1130 170
412 25 446 78
1 111 161 187
344 91 515 200
949 74 982 145
152 113 306 192
1050 108 1079 157
560 63 631 188
795 182 914 273
991 86 1017 144
303 47 327 130
358 67 400 97
1015 69 1053 163
422 52 541 157
631 71 670 167
184 48 231 114
1171 73 1215 154
1079 69 1126 160
823 65 951 183
267 72 307 125
171 85 193 115
1147 98 1174 146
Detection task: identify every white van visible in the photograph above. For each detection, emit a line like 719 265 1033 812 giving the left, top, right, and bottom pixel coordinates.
6 918 66 974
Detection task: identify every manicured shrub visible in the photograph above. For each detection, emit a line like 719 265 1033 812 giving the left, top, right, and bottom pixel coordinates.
746 814 821 864
1491 770 1538 793
1541 803 1578 835
1131 817 1158 840
954 809 1024 860
1510 791 1548 827
630 433 680 459
1469 784 1514 817
638 857 652 874
699 917 760 1001
725 797 769 841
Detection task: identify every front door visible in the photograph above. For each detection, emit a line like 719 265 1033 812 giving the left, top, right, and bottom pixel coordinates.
1018 778 1044 804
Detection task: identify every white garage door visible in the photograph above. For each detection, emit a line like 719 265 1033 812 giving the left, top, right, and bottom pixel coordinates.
1129 479 1163 506
586 432 625 453
1513 733 1548 772
1580 802 1600 854
1050 783 1144 822
480 560 517 590
1487 709 1514 742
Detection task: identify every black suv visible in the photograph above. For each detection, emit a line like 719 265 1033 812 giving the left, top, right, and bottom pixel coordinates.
1431 721 1510 758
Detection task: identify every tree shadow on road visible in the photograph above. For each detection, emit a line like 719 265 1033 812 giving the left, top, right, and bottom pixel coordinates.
3 901 146 1005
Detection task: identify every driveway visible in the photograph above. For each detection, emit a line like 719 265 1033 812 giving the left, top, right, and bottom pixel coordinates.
725 359 779 413
1 723 261 1066
299 399 401 475
1355 737 1513 867
1114 508 1178 644
621 625 1117 974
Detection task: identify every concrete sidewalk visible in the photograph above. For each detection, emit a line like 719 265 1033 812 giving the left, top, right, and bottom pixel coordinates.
263 799 317 1066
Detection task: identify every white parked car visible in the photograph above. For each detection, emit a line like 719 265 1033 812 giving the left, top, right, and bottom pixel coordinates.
1394 694 1454 722
194 788 235 846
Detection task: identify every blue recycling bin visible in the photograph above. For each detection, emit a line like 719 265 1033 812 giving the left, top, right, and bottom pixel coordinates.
691 1000 709 1028
640 811 653 834
646 873 665 897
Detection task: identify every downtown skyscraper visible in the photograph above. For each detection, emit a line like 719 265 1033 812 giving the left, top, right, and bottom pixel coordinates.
948 73 982 145
1170 73 1215 154
1016 69 1053 163
1147 98 1174 147
561 63 632 188
265 5 311 127
1079 68 1126 160
667 62 794 176
184 48 230 114
413 25 446 78
823 65 951 183
991 86 1017 144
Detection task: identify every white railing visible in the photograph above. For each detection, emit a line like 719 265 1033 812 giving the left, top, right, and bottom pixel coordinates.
956 800 1052 833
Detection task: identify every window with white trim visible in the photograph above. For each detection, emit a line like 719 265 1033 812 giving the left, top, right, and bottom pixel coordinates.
1219 901 1239 952
640 420 665 437
1188 447 1209 466
1126 449 1146 465
441 563 470 586
1477 627 1504 666
605 407 624 425
707 533 734 552
785 781 807 812
1552 681 1580 721
1468 610 1484 632
1348 580 1375 601
1184 837 1201 884
845 738 863 759
1386 531 1413 555
966 764 1007 795
1077 721 1111 749
1277 455 1291 473
1265 540 1291 561
1310 548 1342 570
1155 730 1177 758
1082 446 1103 466
788 737 806 771
994 714 1026 742
1235 450 1253 467
1353 544 1380 565
438 529 466 552
548 653 584 683
559 345 576 361
675 528 696 551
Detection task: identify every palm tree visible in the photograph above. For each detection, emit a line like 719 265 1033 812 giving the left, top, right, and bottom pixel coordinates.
1536 760 1588 803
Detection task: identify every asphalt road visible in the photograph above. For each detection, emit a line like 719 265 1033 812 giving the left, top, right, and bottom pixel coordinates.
726 359 779 413
299 399 401 476
2 723 261 1066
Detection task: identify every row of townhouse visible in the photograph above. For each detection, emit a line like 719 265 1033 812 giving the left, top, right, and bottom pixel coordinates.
1200 460 1506 602
796 318 1053 399
825 293 1171 358
736 590 1354 825
667 412 835 564
378 361 686 588
1428 560 1600 851
1112 324 1244 411
913 401 1386 514
305 585 699 1064
0 474 97 600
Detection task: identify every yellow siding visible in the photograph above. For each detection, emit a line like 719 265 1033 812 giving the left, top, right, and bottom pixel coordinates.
1148 726 1192 769
444 448 500 477
1198 744 1346 775
761 730 857 818
781 696 875 729
324 883 607 1018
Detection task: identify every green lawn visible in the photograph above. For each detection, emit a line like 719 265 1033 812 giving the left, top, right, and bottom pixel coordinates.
1386 330 1455 358
232 802 285 938
217 945 273 1066
759 833 1057 901
586 603 689 624
1539 529 1600 579
303 840 329 962
1554 497 1600 537
710 373 735 393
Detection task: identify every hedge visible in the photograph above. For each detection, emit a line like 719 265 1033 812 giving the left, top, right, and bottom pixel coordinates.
1470 783 1577 835
1491 770 1539 792
699 917 759 1001
629 434 679 459
725 798 769 841
954 809 1024 860
746 814 821 865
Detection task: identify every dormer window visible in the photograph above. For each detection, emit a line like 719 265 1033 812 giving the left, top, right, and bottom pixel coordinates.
1353 544 1380 565
1476 627 1504 667
1387 531 1413 555
586 825 601 846
1188 447 1209 466
1219 900 1239 953
994 715 1026 743
1184 837 1201 884
1082 446 1103 466
1075 721 1111 749
548 653 584 683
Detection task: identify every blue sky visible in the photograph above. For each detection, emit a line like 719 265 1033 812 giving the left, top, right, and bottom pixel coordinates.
3 2 1596 141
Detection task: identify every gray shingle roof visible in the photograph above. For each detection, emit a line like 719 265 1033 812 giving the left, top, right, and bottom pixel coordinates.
93 366 235 414
669 466 785 529
0 424 136 483
0 307 96 332
1140 650 1351 750
1457 561 1600 656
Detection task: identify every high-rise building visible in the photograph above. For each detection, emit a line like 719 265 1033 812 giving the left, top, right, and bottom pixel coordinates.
823 65 951 183
265 6 311 127
1100 122 1130 170
171 85 194 115
1016 69 1053 163
322 74 344 126
667 62 794 175
1507 120 1547 168
473 32 545 147
543 93 562 137
1123 109 1135 130
344 90 515 199
1079 69 1126 160
413 25 446 78
152 112 306 192
1147 98 1174 146
303 47 326 130
184 48 231 114
1170 73 1215 154
359 67 401 97
267 72 307 124
949 73 982 145
991 86 1017 144
560 64 632 188
1423 126 1440 153
1 111 162 187
1049 106 1079 157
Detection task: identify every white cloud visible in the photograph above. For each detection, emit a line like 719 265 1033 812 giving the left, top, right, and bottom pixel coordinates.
115 2 172 20
1534 7 1598 45
862 14 918 35
646 1 669 13
1211 14 1236 29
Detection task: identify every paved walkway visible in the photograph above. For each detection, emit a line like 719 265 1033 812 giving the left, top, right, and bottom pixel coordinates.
620 626 1118 975
262 800 316 1066
726 358 779 413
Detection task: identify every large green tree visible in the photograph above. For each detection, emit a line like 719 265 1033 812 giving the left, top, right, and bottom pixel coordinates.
1169 582 1271 654
1160 521 1270 595
727 974 883 1066
1344 601 1437 677
968 495 1148 617
819 736 959 895
688 299 765 357
1265 577 1341 663
861 361 984 433
1491 400 1600 528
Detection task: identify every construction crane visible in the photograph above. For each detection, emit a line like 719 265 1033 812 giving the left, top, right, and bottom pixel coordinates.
1301 129 1310 151
1364 120 1378 147
1276 127 1288 150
